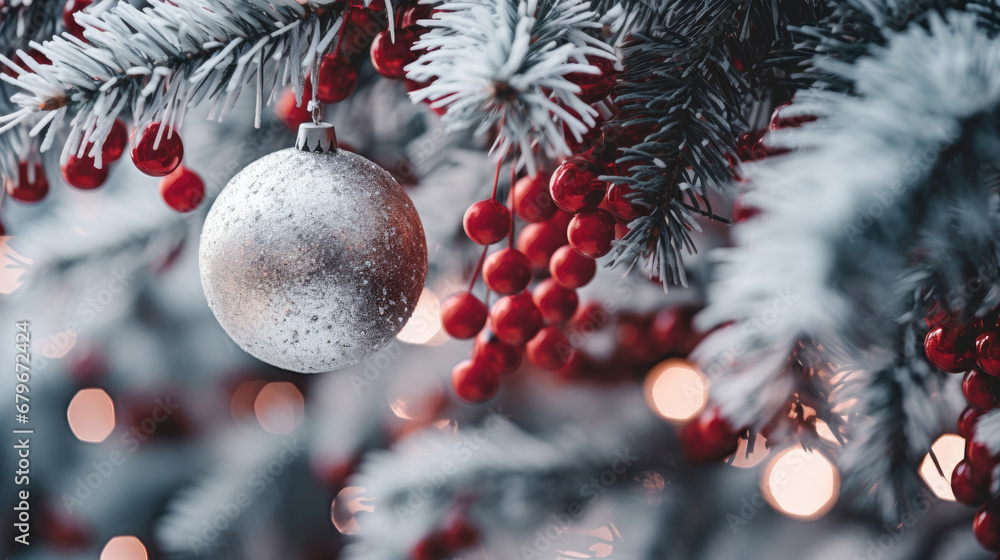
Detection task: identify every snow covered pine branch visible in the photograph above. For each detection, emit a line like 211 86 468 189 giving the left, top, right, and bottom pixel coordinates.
0 0 352 172
694 11 1000 516
405 0 615 173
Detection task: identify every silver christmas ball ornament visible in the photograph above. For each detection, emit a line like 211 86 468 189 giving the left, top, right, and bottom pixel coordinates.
199 123 427 373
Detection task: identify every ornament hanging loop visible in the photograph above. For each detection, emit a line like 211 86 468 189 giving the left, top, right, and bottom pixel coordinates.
296 122 339 153
309 54 323 125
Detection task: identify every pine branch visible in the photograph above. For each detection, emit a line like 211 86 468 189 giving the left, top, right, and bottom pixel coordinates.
603 0 820 287
406 0 615 174
156 432 293 558
836 324 947 520
788 0 1000 94
693 11 1000 443
0 0 350 168
605 28 747 287
347 408 655 560
0 0 64 183
0 0 63 54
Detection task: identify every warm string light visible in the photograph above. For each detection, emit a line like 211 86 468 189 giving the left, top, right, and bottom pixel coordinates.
761 447 840 520
331 486 375 535
253 382 304 435
643 359 708 422
100 536 148 560
67 388 115 443
919 434 966 501
0 237 33 294
396 287 447 346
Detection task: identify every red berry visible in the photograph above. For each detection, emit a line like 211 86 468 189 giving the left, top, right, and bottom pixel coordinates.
63 0 92 40
103 119 129 163
549 158 605 213
370 29 419 80
736 130 767 162
463 199 511 245
960 406 986 439
483 248 532 295
512 173 557 222
549 245 596 288
316 54 358 103
517 218 568 270
62 153 108 190
561 106 604 155
440 518 479 552
2 48 50 78
926 303 951 328
924 321 977 373
975 499 1000 552
440 292 488 339
568 209 616 259
401 3 434 29
979 330 1000 377
964 369 1000 410
451 359 500 403
473 330 522 377
679 408 740 463
952 460 992 506
275 87 313 131
130 122 184 177
491 293 543 345
606 183 650 222
6 161 49 203
566 55 618 104
615 222 630 240
526 326 573 371
532 279 578 324
159 166 205 213
968 438 1000 472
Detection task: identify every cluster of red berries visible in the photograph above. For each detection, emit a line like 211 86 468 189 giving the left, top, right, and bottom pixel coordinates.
410 514 480 560
922 306 1000 553
275 0 432 131
5 119 203 214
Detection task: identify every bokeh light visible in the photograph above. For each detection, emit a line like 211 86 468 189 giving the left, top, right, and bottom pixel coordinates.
730 432 770 468
919 433 966 501
643 359 707 422
396 288 447 345
231 380 266 421
100 536 148 560
253 382 304 434
761 447 840 519
0 238 34 295
67 388 115 443
331 486 375 534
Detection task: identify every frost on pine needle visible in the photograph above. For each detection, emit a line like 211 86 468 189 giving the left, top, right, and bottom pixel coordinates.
404 0 615 174
694 12 1000 514
0 0 349 169
346 409 654 560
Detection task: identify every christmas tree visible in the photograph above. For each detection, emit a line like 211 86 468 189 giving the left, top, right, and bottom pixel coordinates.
2 0 1000 558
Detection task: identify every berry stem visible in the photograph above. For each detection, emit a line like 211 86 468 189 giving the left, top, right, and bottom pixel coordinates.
468 245 489 292
508 162 517 248
490 156 503 200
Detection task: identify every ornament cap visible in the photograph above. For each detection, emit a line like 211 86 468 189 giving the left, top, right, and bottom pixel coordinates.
296 122 339 153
